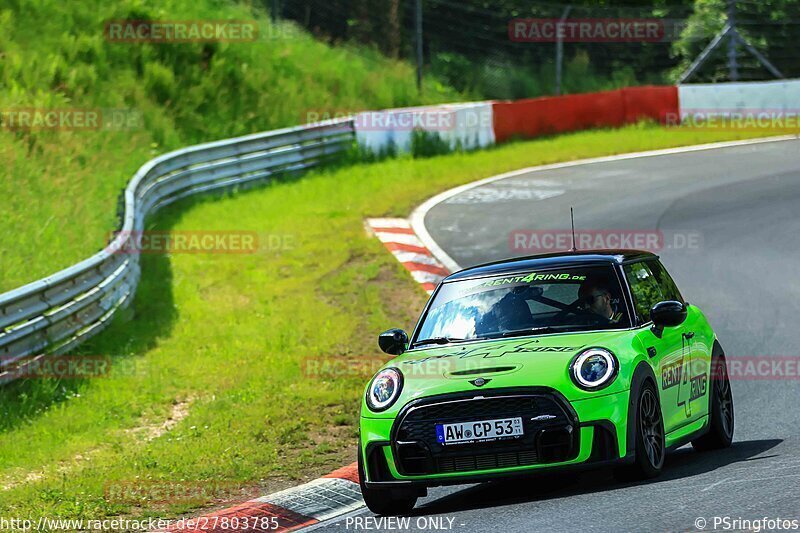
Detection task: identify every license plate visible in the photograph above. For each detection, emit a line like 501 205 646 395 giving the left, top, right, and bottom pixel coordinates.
435 417 523 445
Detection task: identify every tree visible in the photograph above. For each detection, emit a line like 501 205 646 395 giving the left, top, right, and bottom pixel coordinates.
671 0 800 82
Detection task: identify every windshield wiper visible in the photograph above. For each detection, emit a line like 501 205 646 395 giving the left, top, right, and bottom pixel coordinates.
413 336 472 347
494 325 599 339
497 327 559 338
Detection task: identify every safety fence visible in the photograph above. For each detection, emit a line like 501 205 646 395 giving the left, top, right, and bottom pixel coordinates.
355 79 800 154
0 119 355 385
678 78 800 114
353 86 679 152
492 85 678 142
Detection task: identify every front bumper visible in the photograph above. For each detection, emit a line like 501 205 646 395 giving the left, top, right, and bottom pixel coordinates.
360 387 630 488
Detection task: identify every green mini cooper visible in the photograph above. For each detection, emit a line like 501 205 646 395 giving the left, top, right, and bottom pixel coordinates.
358 250 734 515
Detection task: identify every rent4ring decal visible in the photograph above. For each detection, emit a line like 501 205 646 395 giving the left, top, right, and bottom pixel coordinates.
662 356 708 417
403 340 584 365
477 271 587 288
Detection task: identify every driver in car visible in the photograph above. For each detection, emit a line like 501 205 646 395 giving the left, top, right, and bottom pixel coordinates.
578 279 624 324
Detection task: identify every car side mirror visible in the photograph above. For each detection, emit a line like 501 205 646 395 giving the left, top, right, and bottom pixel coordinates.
650 300 687 335
378 328 408 355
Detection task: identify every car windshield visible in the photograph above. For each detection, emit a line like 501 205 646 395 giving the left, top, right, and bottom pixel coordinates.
414 265 630 346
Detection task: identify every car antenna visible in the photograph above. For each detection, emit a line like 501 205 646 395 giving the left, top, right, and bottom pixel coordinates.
570 207 578 251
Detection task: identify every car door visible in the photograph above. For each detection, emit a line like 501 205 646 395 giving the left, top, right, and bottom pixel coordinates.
649 260 711 427
623 261 689 434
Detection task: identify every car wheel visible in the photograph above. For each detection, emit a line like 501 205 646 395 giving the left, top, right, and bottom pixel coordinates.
357 449 417 516
692 352 734 451
614 381 665 481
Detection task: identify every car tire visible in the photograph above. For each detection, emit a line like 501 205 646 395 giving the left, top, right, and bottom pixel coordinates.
358 449 418 516
691 350 734 452
614 381 665 481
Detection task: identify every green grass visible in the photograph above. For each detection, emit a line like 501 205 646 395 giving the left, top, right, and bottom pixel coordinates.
0 0 458 292
0 124 781 519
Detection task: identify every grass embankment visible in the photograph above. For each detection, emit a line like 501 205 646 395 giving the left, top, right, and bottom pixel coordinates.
0 0 457 292
0 124 781 519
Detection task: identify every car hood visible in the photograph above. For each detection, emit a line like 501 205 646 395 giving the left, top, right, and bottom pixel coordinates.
363 330 641 418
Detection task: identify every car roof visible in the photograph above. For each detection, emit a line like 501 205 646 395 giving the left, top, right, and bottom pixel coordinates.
444 249 658 282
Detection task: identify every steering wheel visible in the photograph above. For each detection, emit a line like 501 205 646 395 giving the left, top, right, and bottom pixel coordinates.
553 299 595 321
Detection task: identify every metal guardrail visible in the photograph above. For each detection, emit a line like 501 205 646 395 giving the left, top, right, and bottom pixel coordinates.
0 119 356 384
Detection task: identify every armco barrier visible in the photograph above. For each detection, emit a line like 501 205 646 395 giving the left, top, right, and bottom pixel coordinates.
493 86 678 143
0 119 355 385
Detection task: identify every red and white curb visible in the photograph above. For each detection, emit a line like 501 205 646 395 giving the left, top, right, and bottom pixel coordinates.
366 218 451 293
160 464 363 532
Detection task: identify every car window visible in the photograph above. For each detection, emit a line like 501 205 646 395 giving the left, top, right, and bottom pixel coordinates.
649 260 684 303
623 262 664 324
414 265 631 343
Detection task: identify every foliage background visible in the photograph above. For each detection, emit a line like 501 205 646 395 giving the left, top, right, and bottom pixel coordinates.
280 0 800 98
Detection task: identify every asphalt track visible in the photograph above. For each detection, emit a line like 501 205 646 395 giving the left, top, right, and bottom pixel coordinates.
317 138 800 533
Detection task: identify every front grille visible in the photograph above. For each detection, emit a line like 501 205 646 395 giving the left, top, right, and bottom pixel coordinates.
392 389 579 476
438 449 539 473
396 395 568 442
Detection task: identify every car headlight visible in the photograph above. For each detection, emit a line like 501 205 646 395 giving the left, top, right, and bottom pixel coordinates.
366 368 403 412
570 348 618 390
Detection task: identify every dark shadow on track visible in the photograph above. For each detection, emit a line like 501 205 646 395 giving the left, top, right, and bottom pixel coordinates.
411 439 782 516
